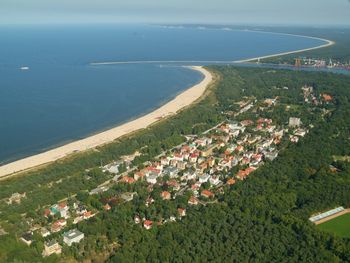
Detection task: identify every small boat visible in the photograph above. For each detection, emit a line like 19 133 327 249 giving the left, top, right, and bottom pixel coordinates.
20 66 29 70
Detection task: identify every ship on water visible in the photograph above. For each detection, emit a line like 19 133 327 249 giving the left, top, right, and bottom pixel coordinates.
20 66 29 70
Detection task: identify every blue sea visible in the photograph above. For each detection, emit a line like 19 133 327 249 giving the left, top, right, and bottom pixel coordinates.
0 25 326 163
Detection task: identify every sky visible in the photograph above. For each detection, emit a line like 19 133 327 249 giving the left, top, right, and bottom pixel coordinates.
1 0 350 26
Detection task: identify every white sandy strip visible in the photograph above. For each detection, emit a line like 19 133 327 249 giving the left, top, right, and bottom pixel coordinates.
0 66 213 179
90 31 335 66
90 60 231 65
234 32 335 63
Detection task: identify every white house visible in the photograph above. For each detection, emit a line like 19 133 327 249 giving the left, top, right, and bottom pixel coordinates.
198 173 210 183
146 174 158 184
209 176 221 186
289 117 301 127
63 229 84 246
164 166 179 178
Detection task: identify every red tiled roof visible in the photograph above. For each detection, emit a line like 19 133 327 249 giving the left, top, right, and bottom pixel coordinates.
84 211 92 218
236 145 244 152
191 184 200 190
181 145 190 152
201 189 215 198
190 153 198 158
188 196 199 205
135 172 145 177
227 178 236 185
144 220 153 226
103 204 111 211
167 180 178 187
241 120 254 126
44 209 51 217
178 208 186 216
252 154 262 160
237 167 256 180
121 176 136 184
322 93 333 102
161 191 171 200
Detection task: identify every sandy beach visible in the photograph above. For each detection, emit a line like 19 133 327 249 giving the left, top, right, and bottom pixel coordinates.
0 66 213 179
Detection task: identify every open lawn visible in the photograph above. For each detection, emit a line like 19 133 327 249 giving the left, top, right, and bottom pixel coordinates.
317 213 350 238
333 155 350 162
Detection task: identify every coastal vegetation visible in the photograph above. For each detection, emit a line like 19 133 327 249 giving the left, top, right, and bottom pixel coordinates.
1 66 350 262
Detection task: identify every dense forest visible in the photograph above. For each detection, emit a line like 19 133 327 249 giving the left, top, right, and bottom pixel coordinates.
1 66 350 262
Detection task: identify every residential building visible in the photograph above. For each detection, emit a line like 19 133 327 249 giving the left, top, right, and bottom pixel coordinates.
289 117 301 127
227 178 236 185
322 93 333 102
177 208 186 217
146 174 158 184
20 232 33 246
290 135 299 143
294 129 307 137
198 173 210 183
188 196 199 205
134 215 141 224
120 176 136 184
103 204 111 211
83 211 93 220
121 192 135 202
145 197 155 207
63 229 84 246
164 166 179 178
177 161 187 170
264 151 279 161
42 240 62 257
189 153 199 163
161 191 171 200
57 202 69 219
201 145 217 157
40 228 50 238
134 171 145 181
209 176 221 186
7 192 26 204
201 190 215 198
103 162 120 174
144 220 153 230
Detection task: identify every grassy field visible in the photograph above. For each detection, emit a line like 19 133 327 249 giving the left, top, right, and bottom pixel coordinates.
333 155 350 162
317 213 350 238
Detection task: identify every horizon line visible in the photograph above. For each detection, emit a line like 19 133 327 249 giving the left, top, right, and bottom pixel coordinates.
0 22 349 28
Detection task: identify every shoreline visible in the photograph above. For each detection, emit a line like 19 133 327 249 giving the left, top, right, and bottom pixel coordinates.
90 31 335 65
234 33 335 63
0 66 213 179
0 31 335 179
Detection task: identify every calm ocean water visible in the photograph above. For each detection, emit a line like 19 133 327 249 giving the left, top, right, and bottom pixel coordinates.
0 25 325 163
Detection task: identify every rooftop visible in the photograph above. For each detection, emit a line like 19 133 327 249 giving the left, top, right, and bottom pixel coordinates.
63 229 83 240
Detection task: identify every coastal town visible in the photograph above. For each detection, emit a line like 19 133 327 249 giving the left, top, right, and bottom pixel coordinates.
4 83 334 258
2 0 350 261
293 57 350 70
